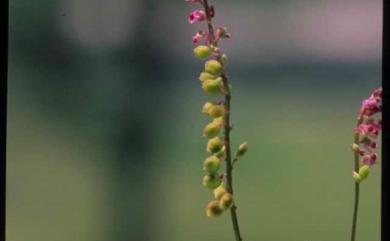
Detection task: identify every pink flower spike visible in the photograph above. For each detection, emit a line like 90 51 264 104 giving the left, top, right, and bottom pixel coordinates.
358 88 382 118
188 10 206 24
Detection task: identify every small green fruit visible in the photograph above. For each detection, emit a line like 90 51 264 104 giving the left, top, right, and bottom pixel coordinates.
202 78 223 94
199 72 217 82
213 185 227 200
193 45 211 59
202 102 225 118
237 142 248 157
206 200 224 217
205 60 222 75
203 156 221 174
203 118 223 139
203 174 222 189
358 165 370 180
220 193 233 210
207 136 223 154
202 102 214 114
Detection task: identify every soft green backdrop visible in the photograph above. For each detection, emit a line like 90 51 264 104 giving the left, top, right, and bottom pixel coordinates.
7 0 381 241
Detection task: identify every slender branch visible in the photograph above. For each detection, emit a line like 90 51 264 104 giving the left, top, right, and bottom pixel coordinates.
202 1 243 240
350 118 363 241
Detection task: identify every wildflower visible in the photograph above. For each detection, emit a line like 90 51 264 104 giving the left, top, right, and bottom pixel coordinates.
358 88 382 118
352 87 382 181
188 10 207 24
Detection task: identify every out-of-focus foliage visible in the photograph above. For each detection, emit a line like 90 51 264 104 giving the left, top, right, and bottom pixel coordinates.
7 0 381 241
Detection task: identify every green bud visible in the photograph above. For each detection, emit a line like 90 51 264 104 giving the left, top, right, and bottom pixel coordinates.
213 185 227 200
202 102 225 118
220 193 233 210
202 102 214 114
206 200 224 217
358 165 370 180
203 118 223 139
207 136 223 154
202 78 223 95
205 60 222 75
203 156 222 174
203 174 222 189
237 142 248 157
220 54 228 65
209 105 225 118
193 45 211 59
199 72 217 82
353 171 361 183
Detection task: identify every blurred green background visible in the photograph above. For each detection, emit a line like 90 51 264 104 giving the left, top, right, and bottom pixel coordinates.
7 0 381 241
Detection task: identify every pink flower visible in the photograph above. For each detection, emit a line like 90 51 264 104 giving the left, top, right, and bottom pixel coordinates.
188 10 206 24
352 87 382 173
362 154 377 166
359 87 382 117
192 31 207 43
355 123 381 137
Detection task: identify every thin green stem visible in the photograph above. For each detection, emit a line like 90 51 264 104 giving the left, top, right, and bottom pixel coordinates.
350 118 363 241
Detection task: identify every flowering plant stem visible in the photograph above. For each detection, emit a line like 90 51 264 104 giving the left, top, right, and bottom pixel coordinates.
349 88 382 241
202 1 243 240
350 120 362 241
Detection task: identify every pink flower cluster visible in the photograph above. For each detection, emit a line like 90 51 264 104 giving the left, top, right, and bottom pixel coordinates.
354 88 382 166
186 0 230 44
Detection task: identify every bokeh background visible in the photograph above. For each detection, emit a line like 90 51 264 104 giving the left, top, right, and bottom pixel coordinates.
7 0 382 241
